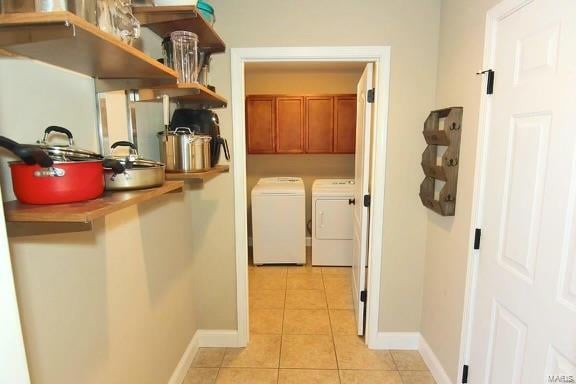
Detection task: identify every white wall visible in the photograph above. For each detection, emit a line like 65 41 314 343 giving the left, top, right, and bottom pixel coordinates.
420 0 501 381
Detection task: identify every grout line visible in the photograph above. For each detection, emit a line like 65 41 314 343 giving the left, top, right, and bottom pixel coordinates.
322 269 341 379
277 269 287 384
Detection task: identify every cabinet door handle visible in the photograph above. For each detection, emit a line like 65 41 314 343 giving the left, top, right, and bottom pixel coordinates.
348 198 356 205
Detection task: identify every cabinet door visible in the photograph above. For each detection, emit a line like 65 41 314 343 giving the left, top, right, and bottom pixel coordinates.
276 96 305 153
246 96 275 154
334 95 357 153
305 96 334 153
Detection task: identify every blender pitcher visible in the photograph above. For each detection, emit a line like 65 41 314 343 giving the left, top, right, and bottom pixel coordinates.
170 31 199 84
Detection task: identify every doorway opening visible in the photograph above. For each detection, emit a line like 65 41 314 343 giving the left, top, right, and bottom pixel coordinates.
231 47 391 349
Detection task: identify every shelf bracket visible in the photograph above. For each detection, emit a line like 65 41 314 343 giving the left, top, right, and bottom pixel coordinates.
126 89 140 149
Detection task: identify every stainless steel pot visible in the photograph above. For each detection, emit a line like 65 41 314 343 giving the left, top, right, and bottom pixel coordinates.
104 141 165 191
158 127 212 173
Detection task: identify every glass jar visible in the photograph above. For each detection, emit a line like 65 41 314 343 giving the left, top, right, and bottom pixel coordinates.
97 0 140 45
170 31 199 84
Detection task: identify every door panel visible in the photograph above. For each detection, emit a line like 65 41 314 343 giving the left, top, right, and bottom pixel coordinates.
276 97 305 153
352 64 373 336
315 199 353 240
306 96 334 153
246 96 275 153
334 96 357 153
470 1 576 382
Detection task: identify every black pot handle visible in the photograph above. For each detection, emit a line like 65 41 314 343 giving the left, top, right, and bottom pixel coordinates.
102 158 126 175
0 136 54 167
222 138 230 161
0 136 19 152
43 126 74 145
110 141 137 150
18 146 54 167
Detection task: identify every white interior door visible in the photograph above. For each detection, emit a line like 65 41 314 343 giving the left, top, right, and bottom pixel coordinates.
352 63 373 336
470 1 576 382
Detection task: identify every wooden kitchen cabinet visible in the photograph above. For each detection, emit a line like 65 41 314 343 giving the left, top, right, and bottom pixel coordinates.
305 96 334 153
334 95 357 154
246 94 356 154
246 96 276 153
275 97 305 153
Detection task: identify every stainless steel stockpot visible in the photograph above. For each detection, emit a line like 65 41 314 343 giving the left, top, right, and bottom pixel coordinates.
158 127 212 173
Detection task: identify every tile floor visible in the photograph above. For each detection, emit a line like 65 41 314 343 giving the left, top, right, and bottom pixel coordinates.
183 252 436 384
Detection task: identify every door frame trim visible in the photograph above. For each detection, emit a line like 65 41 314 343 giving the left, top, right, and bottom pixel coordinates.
230 46 391 347
458 0 535 382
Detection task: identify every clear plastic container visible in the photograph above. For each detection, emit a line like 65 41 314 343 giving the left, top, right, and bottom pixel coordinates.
170 31 199 84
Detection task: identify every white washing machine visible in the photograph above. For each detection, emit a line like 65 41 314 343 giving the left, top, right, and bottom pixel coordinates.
251 177 306 265
312 179 355 266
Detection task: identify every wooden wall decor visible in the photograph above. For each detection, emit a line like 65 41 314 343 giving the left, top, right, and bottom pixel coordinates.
419 107 463 216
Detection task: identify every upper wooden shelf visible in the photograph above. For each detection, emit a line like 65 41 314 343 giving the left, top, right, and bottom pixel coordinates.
3 181 184 223
138 82 227 107
132 6 225 53
166 165 229 181
0 12 177 90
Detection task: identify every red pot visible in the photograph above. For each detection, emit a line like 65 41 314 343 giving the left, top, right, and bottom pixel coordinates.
10 160 105 205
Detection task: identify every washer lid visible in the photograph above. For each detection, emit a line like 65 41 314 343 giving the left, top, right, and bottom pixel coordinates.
253 177 305 196
312 179 355 195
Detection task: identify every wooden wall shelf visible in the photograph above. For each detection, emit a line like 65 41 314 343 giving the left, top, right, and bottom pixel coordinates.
165 165 229 181
138 83 227 107
0 12 177 91
132 6 225 53
3 181 184 223
419 107 463 216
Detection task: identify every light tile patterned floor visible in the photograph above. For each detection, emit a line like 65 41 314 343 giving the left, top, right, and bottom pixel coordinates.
183 254 436 384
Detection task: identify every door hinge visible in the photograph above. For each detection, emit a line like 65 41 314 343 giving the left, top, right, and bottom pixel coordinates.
473 228 481 250
462 364 469 383
363 194 371 208
476 69 495 95
367 88 375 103
360 290 367 303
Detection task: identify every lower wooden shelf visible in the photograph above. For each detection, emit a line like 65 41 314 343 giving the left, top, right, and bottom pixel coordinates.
3 181 184 223
165 165 229 181
137 83 227 108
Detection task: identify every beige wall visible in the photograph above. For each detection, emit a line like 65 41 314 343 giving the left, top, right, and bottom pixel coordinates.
420 0 501 381
205 0 441 333
0 59 199 384
245 68 358 234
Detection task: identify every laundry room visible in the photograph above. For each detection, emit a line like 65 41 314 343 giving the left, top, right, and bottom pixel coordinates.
244 61 370 335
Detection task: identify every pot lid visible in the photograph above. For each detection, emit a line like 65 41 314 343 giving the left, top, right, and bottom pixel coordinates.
37 126 102 161
106 141 165 169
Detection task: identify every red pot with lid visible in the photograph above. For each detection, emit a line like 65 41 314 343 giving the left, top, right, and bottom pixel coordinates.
0 127 124 205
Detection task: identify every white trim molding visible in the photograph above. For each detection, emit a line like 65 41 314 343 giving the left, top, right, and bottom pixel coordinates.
167 332 200 384
168 329 241 384
196 330 241 348
419 336 453 384
231 46 391 349
0 188 30 384
372 332 420 350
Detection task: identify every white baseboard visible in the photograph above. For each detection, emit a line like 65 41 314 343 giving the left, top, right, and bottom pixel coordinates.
248 237 312 247
168 331 200 384
371 332 420 350
419 335 453 384
197 329 241 348
168 329 241 384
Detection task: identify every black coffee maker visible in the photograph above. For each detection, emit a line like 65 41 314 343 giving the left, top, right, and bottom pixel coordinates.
170 109 230 167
